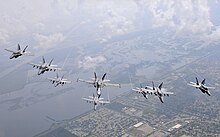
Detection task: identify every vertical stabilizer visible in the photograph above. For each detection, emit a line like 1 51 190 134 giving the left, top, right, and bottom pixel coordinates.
196 77 199 85
17 44 21 50
158 82 163 90
42 56 46 64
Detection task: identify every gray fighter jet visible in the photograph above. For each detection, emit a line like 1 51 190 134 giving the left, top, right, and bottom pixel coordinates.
28 57 61 75
5 44 34 59
132 84 148 99
77 72 121 98
133 81 174 103
47 73 71 87
82 94 110 111
187 77 215 96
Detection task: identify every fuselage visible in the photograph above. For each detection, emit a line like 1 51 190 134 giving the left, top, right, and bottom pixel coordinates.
141 91 147 99
93 80 104 98
93 97 99 110
97 88 101 98
154 88 164 103
37 64 50 75
153 87 162 96
10 51 23 59
54 79 62 86
197 84 210 96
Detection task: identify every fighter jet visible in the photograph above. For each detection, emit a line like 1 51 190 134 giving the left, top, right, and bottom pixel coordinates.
187 77 215 96
132 85 148 99
28 57 61 75
82 94 110 111
5 44 34 59
134 81 174 103
145 82 174 103
77 72 121 98
47 73 71 87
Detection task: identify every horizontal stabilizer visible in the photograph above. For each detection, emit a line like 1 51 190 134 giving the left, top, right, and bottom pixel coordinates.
5 49 15 53
205 86 215 89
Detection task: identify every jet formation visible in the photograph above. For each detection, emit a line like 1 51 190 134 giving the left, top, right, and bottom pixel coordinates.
77 72 121 98
4 44 216 111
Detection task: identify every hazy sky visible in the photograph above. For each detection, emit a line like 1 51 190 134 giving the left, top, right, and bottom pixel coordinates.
0 0 220 48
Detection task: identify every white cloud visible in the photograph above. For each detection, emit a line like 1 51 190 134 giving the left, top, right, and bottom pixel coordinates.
33 32 65 49
0 31 9 44
0 0 78 45
205 26 220 42
134 0 220 45
98 9 134 41
0 0 220 46
0 0 54 44
34 23 46 31
78 55 107 70
85 1 137 42
139 0 213 34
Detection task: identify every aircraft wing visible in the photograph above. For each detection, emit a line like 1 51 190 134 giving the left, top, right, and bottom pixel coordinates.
132 87 144 93
28 62 41 69
77 78 94 84
187 83 200 88
99 100 110 105
47 78 57 82
104 82 121 88
5 49 15 53
23 52 35 56
82 98 94 103
205 86 215 89
162 91 174 96
103 79 111 82
50 65 58 67
61 80 71 84
47 66 61 71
